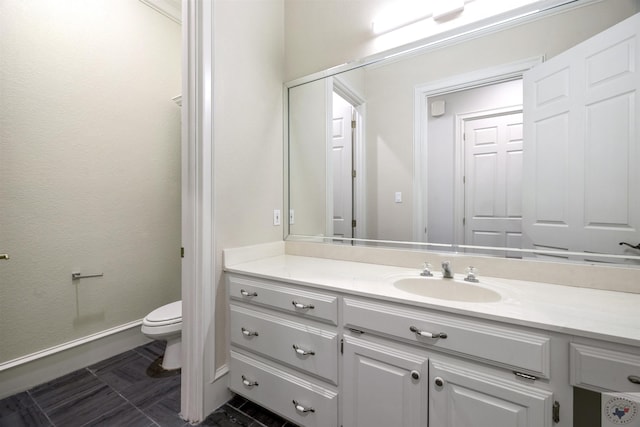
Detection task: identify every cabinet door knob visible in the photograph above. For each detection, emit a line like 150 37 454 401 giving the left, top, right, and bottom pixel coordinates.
292 301 315 310
629 375 640 385
293 400 315 413
434 377 444 387
410 370 421 380
241 327 259 337
240 289 258 297
241 375 259 387
409 326 447 339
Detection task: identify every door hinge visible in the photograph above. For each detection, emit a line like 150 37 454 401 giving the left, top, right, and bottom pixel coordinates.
462 217 466 226
351 120 356 129
181 247 185 258
553 401 560 423
463 175 466 184
352 170 356 178
352 219 357 228
340 338 344 354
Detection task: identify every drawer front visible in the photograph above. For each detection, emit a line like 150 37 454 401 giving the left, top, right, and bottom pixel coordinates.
344 298 550 377
570 343 640 392
230 351 338 427
228 275 338 324
230 304 339 383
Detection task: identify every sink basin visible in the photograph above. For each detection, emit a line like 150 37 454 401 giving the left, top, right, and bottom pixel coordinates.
393 277 501 303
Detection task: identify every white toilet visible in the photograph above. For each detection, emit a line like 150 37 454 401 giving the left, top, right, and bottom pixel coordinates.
141 301 182 370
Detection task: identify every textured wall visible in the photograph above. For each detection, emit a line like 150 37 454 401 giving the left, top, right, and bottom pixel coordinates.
0 0 182 363
212 0 285 371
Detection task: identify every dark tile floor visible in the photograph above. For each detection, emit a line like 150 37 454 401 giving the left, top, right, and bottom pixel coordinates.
0 341 298 427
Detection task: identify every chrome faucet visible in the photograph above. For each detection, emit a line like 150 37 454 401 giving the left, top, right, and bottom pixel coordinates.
442 261 453 279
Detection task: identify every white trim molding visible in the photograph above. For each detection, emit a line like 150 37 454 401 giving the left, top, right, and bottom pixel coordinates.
139 0 182 24
0 322 149 400
181 0 215 423
0 320 143 372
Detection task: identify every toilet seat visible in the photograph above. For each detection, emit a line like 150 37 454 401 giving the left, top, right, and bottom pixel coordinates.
143 301 182 328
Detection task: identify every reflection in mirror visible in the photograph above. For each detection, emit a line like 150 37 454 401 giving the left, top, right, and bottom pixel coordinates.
287 7 640 266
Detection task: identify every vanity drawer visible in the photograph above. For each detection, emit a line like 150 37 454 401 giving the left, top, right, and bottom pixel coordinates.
570 343 640 392
230 351 338 427
230 304 339 383
228 275 338 325
343 298 551 377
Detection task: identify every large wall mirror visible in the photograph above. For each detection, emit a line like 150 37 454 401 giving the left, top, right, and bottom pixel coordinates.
286 1 640 266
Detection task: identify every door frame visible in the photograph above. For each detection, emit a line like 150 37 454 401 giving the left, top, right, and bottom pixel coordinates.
413 56 542 244
454 106 523 247
326 76 367 240
181 0 221 422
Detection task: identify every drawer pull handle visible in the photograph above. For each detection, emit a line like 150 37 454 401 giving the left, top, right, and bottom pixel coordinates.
240 289 258 297
241 375 259 387
514 371 538 381
292 400 315 414
409 326 447 339
241 327 259 337
629 375 640 385
293 344 315 356
434 377 444 387
292 301 315 310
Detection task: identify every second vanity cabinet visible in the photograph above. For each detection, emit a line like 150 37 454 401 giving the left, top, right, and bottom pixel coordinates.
226 271 581 427
342 297 557 427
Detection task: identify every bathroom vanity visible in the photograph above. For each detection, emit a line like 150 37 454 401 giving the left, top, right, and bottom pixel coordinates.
224 244 640 427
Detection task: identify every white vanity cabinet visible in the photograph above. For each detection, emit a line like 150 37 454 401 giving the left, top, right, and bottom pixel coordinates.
342 297 558 427
226 272 581 427
341 334 429 426
227 274 340 427
570 340 640 393
428 357 554 427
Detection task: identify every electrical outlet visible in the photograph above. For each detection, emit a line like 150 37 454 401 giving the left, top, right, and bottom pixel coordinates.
273 209 281 226
289 209 295 224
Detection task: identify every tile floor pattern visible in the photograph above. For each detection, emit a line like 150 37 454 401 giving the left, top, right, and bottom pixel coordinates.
0 341 299 427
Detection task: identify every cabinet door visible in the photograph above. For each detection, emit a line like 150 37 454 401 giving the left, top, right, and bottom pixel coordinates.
342 335 428 427
429 358 554 427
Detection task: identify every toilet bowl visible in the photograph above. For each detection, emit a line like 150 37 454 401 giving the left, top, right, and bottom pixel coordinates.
141 301 182 370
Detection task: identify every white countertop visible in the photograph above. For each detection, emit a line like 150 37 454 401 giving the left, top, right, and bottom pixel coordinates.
225 254 640 347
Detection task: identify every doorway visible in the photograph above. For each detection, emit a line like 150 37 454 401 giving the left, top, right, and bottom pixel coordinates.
0 0 181 371
422 78 524 251
329 77 366 242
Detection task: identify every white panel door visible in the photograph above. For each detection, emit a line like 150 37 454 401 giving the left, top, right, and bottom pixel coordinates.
464 111 523 255
342 336 428 427
429 359 553 427
523 12 640 261
332 93 354 239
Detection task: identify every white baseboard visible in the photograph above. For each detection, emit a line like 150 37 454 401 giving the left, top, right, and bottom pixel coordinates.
0 322 150 399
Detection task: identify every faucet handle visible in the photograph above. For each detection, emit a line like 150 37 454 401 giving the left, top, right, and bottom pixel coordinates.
464 266 479 283
420 262 433 277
